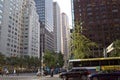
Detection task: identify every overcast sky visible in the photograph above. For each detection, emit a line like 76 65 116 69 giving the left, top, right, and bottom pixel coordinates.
53 0 72 27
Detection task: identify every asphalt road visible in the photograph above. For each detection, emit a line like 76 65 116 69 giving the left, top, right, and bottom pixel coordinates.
0 73 62 80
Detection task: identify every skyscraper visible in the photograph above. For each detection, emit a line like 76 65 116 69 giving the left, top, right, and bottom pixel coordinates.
22 0 40 57
53 2 61 53
61 13 70 68
0 0 23 57
34 0 54 54
71 0 120 57
0 0 40 57
34 0 53 31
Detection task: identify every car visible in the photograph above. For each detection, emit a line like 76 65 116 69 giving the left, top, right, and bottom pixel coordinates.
59 67 90 80
88 70 120 80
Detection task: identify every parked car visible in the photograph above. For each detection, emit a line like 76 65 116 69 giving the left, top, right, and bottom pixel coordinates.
88 70 120 80
59 67 90 80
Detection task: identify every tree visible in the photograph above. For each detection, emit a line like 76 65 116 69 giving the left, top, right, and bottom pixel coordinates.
43 51 64 68
0 53 5 66
111 40 120 57
56 52 64 68
113 40 120 49
43 51 56 68
16 56 26 68
8 56 18 66
71 22 97 59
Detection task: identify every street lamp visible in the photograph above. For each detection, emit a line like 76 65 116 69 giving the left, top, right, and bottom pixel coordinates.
103 48 107 57
41 52 44 76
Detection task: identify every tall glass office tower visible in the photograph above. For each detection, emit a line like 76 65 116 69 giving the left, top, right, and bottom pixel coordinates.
34 0 54 54
34 0 53 32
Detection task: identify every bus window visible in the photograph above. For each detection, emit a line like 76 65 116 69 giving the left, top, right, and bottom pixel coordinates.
82 61 90 66
91 61 99 66
101 60 109 65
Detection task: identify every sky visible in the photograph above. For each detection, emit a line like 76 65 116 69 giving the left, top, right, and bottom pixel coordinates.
53 0 72 27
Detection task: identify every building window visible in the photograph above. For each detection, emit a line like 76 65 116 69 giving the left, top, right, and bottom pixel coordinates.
88 12 92 15
7 43 10 46
0 0 4 2
25 36 28 38
24 47 28 49
0 4 3 7
0 15 2 19
0 9 2 13
87 7 92 11
10 7 13 11
0 21 1 24
112 9 118 12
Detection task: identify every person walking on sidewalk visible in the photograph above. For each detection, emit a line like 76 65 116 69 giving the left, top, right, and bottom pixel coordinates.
6 70 9 76
13 69 16 75
50 68 54 77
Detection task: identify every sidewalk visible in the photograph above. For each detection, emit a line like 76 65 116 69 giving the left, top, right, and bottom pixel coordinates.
39 74 61 80
43 74 60 78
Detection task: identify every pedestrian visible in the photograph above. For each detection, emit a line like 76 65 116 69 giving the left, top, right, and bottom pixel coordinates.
50 68 54 77
6 70 9 76
13 69 16 75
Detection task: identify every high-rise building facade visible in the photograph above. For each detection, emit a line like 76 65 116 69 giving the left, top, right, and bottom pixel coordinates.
34 0 53 31
34 0 54 54
53 2 61 53
71 0 120 57
61 13 70 68
0 0 40 57
22 0 40 57
0 0 23 57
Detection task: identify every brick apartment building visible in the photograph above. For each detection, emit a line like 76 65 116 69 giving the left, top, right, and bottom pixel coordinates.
71 0 120 57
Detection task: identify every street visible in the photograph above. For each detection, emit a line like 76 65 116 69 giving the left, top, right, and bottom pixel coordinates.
0 73 62 80
40 75 62 80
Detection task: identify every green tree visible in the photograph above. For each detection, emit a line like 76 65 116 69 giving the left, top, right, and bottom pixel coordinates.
8 56 18 66
43 51 56 68
32 57 40 67
113 40 120 49
111 40 120 57
71 22 97 59
29 56 40 68
56 52 64 68
0 53 5 66
43 51 64 68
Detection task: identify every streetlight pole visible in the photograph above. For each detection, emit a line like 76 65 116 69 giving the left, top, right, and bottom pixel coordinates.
103 48 107 57
41 52 44 76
